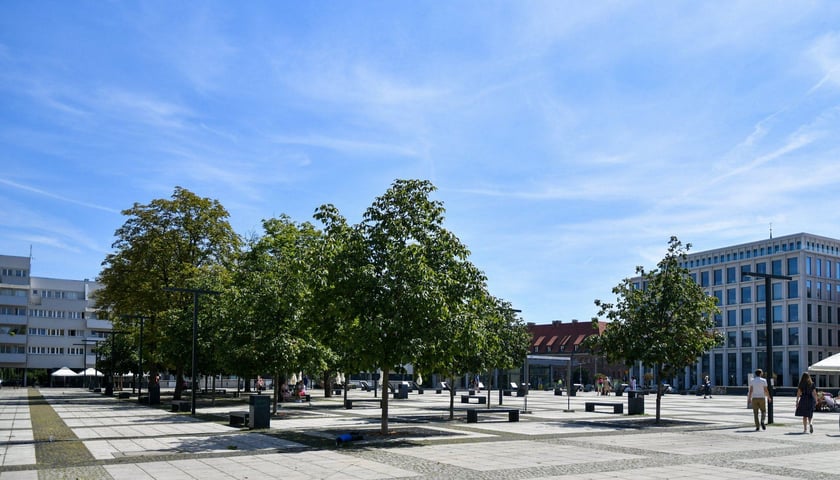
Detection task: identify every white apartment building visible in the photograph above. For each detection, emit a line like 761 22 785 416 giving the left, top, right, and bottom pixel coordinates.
671 233 840 389
0 254 109 385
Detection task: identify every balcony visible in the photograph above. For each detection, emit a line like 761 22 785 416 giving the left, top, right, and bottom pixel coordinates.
0 333 25 344
85 318 113 330
0 314 27 325
0 353 26 365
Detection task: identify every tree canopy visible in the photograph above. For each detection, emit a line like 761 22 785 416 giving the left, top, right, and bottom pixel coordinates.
95 180 529 428
96 187 241 398
588 236 722 422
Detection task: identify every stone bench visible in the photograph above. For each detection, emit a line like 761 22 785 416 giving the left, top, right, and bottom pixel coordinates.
466 407 520 423
460 395 486 404
171 400 191 412
344 399 381 409
585 401 623 414
117 392 130 399
229 411 249 427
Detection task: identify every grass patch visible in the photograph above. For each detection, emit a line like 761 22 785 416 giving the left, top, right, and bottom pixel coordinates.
28 388 97 467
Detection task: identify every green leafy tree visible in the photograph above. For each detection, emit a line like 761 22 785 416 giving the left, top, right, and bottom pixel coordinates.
589 236 722 422
315 179 514 433
96 187 240 400
222 215 331 412
418 295 530 418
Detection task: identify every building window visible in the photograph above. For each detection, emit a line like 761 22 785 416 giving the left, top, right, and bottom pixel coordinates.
788 304 799 322
727 310 737 326
741 308 752 325
742 353 752 383
773 328 783 346
727 288 737 305
742 331 752 347
772 283 782 300
789 327 799 345
807 256 812 275
726 267 737 284
714 269 723 286
727 331 737 348
757 284 766 302
757 307 766 324
788 281 798 299
741 286 752 303
788 257 799 275
701 271 710 287
772 260 782 276
756 262 767 274
773 305 783 323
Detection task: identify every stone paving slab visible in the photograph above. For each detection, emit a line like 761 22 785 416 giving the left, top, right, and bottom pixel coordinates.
393 440 642 471
104 450 422 479
3 387 840 479
85 432 305 460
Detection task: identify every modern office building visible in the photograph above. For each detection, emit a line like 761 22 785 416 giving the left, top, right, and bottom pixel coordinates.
670 232 840 390
0 254 109 385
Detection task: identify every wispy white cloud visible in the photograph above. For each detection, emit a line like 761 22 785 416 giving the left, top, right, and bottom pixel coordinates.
0 178 119 213
268 134 421 159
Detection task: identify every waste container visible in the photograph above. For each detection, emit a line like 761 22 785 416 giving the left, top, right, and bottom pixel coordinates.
148 384 161 405
628 395 644 415
397 383 409 399
517 384 529 397
249 394 271 429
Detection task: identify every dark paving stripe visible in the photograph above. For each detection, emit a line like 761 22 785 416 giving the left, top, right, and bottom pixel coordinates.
28 388 98 468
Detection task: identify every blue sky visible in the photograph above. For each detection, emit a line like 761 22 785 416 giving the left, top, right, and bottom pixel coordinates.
3 2 840 324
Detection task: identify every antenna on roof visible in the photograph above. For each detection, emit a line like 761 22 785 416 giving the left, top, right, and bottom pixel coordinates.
769 223 773 239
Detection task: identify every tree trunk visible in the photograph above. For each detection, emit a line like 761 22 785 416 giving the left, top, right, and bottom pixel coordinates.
272 370 279 414
174 369 185 400
448 374 455 420
655 365 662 423
380 368 389 433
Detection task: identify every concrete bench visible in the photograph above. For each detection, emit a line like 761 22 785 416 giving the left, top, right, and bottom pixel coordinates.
229 411 249 427
344 399 381 409
461 395 486 404
466 408 520 423
171 400 191 412
585 401 623 414
117 392 130 399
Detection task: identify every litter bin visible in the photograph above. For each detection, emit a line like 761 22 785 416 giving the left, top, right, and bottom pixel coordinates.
517 384 529 397
628 395 644 415
397 383 409 399
148 384 161 405
249 394 271 429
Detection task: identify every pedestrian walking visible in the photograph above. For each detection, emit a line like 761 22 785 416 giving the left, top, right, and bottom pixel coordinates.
703 375 712 398
747 369 771 431
795 372 818 433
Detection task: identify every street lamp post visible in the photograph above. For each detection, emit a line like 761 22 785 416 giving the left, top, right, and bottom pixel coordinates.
741 270 791 424
164 287 220 416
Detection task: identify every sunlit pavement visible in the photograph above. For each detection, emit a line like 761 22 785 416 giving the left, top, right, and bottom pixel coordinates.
1 386 838 479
